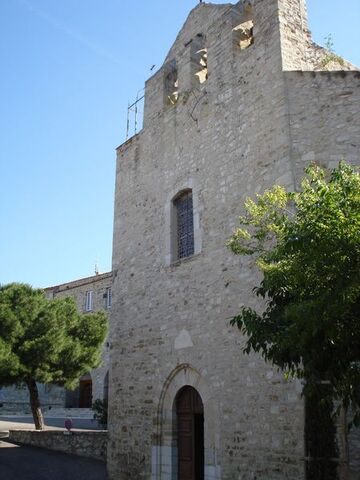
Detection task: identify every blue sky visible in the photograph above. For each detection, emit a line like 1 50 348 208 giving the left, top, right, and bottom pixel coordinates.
1 0 359 288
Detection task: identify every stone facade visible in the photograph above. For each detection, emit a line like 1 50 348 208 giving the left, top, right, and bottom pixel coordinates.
0 272 112 414
107 1 360 479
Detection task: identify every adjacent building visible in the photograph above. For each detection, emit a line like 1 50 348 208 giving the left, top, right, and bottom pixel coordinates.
0 272 112 413
45 271 112 408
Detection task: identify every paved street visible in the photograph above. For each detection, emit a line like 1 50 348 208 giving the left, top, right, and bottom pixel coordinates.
0 440 107 480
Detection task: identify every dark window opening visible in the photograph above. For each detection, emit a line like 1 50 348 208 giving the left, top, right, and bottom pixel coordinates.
105 287 111 308
194 413 205 479
103 371 109 403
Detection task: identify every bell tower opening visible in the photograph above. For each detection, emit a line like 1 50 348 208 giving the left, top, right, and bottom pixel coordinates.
176 386 204 480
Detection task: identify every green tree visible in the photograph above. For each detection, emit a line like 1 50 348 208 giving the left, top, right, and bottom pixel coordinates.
228 161 360 479
0 283 107 430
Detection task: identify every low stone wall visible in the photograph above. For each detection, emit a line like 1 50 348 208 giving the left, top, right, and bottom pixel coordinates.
9 429 107 461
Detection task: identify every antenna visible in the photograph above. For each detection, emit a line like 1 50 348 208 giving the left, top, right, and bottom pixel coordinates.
126 88 145 139
126 101 130 140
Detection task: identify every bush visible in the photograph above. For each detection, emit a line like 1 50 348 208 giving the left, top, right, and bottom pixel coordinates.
92 399 108 428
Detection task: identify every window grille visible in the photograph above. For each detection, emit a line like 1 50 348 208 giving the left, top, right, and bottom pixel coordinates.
175 191 194 259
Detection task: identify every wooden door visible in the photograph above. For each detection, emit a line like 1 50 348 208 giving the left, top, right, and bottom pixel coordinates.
176 386 204 480
79 379 92 408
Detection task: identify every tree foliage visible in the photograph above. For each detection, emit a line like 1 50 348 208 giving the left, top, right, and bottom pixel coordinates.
228 161 360 418
228 161 360 477
0 283 107 429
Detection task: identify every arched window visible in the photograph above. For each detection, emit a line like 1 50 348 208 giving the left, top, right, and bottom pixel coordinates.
173 189 194 260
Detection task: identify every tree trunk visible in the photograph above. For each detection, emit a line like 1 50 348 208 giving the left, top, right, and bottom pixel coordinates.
26 378 45 430
305 383 339 480
337 407 350 480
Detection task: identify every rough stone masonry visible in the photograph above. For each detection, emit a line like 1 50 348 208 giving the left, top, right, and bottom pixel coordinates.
108 1 360 479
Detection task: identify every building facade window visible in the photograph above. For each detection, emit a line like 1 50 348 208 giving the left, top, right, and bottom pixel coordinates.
105 287 112 309
173 189 194 260
165 182 201 266
85 290 93 312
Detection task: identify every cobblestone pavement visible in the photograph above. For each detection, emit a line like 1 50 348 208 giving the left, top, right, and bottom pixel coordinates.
0 440 107 480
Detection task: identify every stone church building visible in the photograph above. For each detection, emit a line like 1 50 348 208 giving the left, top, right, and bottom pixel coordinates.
108 0 360 479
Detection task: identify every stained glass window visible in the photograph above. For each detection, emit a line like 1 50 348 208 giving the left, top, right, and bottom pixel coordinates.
174 190 194 259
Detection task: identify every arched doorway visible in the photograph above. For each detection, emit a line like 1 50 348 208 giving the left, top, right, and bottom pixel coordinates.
176 386 204 480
